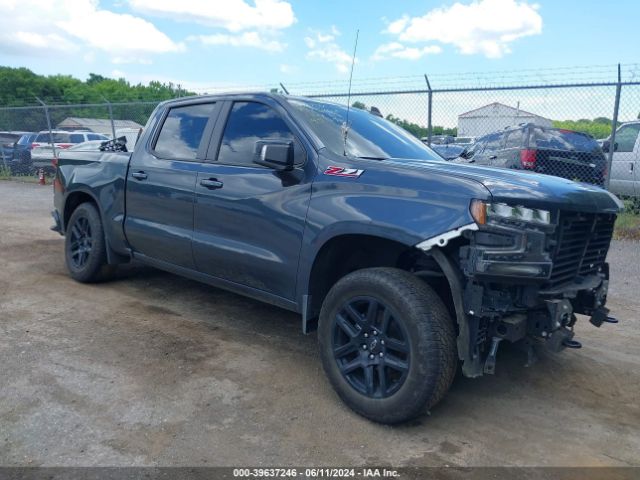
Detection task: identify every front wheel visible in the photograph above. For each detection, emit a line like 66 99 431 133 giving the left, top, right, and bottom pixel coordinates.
318 268 457 424
65 202 114 283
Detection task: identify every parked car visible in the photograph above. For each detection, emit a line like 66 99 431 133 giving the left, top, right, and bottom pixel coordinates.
53 93 622 424
420 134 454 145
1 131 21 163
457 124 607 186
31 130 109 170
0 131 36 174
453 136 475 146
12 131 37 160
430 143 467 160
603 121 640 197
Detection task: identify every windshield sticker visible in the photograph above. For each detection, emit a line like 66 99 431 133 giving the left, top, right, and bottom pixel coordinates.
324 166 364 178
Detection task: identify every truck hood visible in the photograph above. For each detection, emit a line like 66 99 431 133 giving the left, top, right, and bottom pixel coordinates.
386 159 624 214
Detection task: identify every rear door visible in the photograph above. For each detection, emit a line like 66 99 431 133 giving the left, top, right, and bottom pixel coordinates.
192 99 313 300
124 100 221 268
609 123 640 196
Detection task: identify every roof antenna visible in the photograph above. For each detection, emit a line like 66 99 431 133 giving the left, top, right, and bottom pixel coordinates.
342 29 359 156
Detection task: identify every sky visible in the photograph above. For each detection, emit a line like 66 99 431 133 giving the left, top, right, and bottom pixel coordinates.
0 0 639 94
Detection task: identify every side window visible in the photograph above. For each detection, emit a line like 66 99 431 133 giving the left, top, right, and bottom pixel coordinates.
504 130 523 149
87 134 104 141
154 103 215 160
217 101 297 166
466 140 485 158
615 124 640 153
69 134 85 143
483 133 503 152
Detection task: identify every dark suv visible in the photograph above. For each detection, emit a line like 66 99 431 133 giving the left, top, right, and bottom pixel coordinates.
459 124 607 186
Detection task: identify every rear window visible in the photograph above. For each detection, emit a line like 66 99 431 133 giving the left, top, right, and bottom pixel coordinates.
153 103 215 160
35 132 72 143
531 128 600 152
17 134 35 145
87 134 108 141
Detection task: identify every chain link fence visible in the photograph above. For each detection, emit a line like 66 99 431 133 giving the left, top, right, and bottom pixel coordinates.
1 65 639 196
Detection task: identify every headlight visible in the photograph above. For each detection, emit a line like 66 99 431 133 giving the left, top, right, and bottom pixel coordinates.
470 200 551 226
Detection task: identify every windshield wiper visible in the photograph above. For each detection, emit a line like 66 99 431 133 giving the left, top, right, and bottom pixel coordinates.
357 156 388 161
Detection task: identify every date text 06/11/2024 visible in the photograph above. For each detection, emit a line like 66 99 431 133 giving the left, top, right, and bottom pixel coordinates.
232 468 400 478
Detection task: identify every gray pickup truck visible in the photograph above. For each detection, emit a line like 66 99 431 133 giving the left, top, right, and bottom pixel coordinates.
52 93 623 423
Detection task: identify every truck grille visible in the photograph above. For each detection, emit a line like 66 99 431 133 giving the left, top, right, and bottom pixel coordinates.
547 212 615 288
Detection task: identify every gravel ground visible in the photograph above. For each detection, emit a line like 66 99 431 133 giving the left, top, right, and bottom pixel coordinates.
0 180 639 467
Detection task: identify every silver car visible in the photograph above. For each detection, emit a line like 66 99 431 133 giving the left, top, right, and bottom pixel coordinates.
31 130 109 168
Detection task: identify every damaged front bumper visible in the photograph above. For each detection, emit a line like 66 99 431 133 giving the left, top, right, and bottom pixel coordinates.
454 213 618 377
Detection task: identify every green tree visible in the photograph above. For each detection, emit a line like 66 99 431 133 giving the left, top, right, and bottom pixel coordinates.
0 66 197 131
384 114 456 139
552 119 613 139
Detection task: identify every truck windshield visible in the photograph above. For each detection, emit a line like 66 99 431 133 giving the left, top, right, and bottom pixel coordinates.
286 98 441 161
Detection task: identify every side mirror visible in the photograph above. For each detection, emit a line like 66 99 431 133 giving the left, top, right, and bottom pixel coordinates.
254 141 294 171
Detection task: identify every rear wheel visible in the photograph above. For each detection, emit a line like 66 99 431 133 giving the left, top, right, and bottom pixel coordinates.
318 268 457 424
65 202 114 283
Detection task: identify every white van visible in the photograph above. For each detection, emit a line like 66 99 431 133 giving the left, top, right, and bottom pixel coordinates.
606 121 640 197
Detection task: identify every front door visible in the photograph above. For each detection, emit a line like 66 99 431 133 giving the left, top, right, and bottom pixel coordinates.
124 101 220 268
192 100 313 300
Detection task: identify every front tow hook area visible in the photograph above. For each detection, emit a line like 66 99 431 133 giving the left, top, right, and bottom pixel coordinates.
589 306 619 327
562 338 582 349
547 327 581 352
483 337 502 375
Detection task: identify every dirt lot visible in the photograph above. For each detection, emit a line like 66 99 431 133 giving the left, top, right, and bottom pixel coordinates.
1 180 639 467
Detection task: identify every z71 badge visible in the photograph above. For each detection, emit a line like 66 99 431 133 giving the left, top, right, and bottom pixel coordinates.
324 166 365 178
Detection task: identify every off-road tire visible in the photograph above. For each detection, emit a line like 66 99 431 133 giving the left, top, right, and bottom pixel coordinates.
318 267 457 424
65 202 115 283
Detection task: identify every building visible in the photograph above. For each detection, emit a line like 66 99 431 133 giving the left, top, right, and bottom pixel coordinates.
56 117 143 136
457 102 553 137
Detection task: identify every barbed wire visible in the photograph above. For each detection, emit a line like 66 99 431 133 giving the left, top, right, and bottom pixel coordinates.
187 64 640 96
2 64 640 107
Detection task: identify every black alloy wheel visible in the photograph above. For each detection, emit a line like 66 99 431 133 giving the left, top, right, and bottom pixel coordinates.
331 296 410 398
68 215 93 269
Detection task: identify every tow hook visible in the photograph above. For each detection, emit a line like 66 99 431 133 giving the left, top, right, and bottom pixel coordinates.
562 338 582 349
589 306 618 327
547 327 580 352
483 337 502 375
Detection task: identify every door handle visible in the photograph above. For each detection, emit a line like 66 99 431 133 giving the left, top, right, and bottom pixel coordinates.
131 171 147 180
489 155 497 160
631 162 634 172
200 178 224 189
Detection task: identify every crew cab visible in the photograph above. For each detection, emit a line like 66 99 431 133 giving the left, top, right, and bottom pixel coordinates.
52 93 623 424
